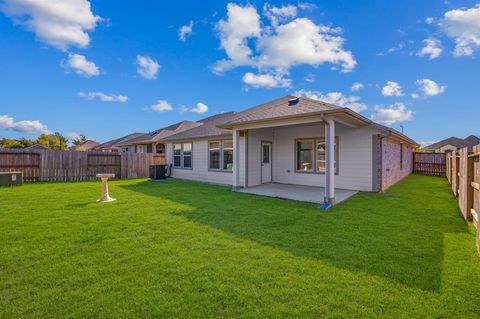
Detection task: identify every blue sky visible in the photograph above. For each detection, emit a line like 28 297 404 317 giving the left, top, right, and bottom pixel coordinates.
0 0 479 145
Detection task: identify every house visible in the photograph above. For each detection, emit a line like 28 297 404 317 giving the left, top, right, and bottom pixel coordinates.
115 121 201 154
24 144 50 151
94 133 144 152
163 96 419 205
70 140 99 151
423 135 480 153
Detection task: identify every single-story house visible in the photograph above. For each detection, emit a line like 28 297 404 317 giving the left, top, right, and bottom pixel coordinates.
163 96 419 205
115 121 200 154
24 144 51 151
70 140 99 151
94 133 144 152
423 135 480 153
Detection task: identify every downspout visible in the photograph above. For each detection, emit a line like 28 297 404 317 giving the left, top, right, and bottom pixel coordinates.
319 114 332 209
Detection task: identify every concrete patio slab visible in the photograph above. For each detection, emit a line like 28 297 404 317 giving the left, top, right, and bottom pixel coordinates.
237 183 358 204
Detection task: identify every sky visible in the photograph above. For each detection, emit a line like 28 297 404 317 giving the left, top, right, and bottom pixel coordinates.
0 0 479 146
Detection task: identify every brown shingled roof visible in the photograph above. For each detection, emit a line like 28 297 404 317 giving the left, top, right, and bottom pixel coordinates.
424 135 480 151
163 112 237 141
95 133 144 150
120 121 201 145
222 95 340 126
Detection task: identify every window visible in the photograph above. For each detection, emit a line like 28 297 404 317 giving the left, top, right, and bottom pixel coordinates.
209 139 233 171
173 143 192 168
136 145 145 153
296 137 339 174
316 137 338 173
262 144 270 164
296 140 314 171
223 140 233 171
400 143 403 170
209 141 220 170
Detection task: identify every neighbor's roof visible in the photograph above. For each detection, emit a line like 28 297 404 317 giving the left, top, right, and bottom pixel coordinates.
95 133 144 149
24 143 50 150
118 121 201 145
70 140 99 151
163 112 237 141
424 135 480 151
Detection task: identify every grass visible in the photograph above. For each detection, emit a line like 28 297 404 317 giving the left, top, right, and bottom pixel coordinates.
0 175 479 318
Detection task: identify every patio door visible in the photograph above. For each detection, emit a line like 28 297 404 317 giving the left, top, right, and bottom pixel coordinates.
261 142 272 183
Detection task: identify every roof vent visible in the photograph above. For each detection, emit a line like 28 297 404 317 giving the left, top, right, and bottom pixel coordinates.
150 131 157 136
288 97 299 106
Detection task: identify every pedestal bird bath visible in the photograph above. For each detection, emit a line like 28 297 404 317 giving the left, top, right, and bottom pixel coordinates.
96 173 116 202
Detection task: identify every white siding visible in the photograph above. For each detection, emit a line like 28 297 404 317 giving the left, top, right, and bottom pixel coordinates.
247 123 376 191
166 137 246 186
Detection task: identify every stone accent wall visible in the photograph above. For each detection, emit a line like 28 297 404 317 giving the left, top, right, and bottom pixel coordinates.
381 137 413 191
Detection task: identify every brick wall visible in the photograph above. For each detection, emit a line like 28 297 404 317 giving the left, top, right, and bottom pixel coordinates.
381 137 413 191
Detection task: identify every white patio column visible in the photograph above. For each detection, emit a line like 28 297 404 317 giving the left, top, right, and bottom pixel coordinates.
232 129 240 191
325 119 335 205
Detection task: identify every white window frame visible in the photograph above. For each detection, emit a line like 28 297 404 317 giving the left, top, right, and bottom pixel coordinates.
173 142 193 169
295 137 339 175
208 139 233 172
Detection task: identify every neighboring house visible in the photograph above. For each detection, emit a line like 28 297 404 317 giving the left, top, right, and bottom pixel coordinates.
94 133 144 152
70 140 99 151
24 144 50 151
115 121 201 154
163 95 419 205
423 135 480 153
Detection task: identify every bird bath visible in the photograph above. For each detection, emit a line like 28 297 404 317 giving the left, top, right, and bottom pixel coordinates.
96 173 116 202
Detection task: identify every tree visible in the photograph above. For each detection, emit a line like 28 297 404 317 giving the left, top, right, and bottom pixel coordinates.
0 137 36 148
36 132 69 150
72 134 87 146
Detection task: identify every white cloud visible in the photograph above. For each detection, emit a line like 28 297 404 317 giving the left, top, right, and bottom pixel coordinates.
0 0 101 51
304 73 315 83
213 3 356 80
0 115 50 134
150 100 173 112
183 102 209 114
136 55 160 80
441 4 480 56
382 81 404 97
78 92 128 103
416 78 446 96
242 72 291 88
294 89 367 113
67 132 81 140
351 82 364 92
377 41 406 56
64 53 100 77
213 3 261 73
371 103 413 125
411 93 420 99
179 21 193 41
263 3 297 26
425 17 435 24
417 38 442 59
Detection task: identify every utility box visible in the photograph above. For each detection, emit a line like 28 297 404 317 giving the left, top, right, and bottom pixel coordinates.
0 172 23 187
149 164 167 180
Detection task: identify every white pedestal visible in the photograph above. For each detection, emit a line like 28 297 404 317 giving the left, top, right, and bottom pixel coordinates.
96 174 116 203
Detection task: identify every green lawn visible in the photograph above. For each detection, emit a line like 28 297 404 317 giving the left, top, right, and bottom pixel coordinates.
1 175 479 318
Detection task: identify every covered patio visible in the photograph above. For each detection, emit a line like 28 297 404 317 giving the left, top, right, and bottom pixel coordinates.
237 183 358 204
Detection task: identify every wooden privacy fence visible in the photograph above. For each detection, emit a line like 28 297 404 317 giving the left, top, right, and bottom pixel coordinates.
413 152 446 176
0 148 165 182
446 145 480 253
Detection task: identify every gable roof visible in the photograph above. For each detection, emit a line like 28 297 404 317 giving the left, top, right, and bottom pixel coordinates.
424 135 480 151
218 95 418 147
117 121 201 145
163 112 237 141
70 140 99 151
221 95 341 126
24 143 50 150
95 133 144 150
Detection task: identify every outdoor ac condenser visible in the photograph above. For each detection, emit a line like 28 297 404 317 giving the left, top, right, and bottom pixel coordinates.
0 171 23 187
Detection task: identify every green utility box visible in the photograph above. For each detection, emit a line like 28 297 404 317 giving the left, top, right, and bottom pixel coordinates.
0 171 23 187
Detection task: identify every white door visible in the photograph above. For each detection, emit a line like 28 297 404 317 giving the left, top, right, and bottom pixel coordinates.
261 142 272 183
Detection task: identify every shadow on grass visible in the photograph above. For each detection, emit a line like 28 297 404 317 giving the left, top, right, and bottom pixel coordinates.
121 175 468 292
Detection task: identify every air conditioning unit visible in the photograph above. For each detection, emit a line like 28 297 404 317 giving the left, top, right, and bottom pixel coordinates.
0 171 23 187
149 164 167 180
